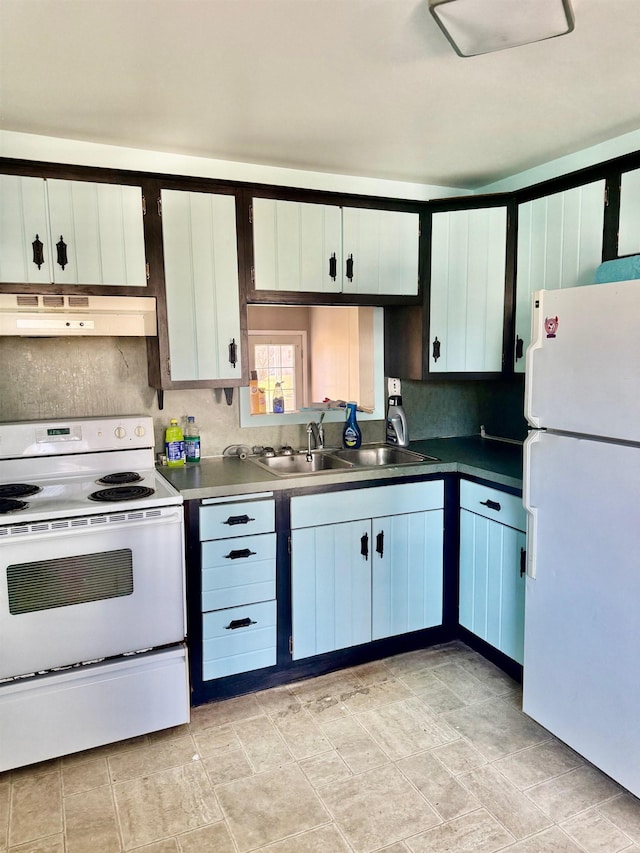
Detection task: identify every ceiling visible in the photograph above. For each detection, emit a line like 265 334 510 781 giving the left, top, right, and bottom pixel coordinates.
1 0 639 190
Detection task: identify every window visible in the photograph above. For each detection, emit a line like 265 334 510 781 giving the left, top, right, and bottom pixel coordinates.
248 332 308 413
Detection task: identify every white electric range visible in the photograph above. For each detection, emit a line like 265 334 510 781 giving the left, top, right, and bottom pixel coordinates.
0 415 189 772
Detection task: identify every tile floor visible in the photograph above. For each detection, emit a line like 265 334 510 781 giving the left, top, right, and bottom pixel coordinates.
2 641 640 853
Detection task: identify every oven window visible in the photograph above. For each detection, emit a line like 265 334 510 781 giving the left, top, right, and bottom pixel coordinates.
7 549 134 615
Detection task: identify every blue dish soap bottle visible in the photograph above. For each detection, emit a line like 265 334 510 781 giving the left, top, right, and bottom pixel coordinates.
342 401 362 449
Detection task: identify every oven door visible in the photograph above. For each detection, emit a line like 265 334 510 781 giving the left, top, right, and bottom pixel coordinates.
0 505 185 679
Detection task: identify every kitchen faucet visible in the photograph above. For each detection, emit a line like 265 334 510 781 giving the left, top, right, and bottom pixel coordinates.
305 412 326 461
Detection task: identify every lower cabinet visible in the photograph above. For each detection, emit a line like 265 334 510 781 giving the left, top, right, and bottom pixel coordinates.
199 496 277 680
458 480 526 664
290 481 444 660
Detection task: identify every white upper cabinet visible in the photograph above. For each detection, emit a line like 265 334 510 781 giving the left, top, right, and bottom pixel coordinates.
253 198 342 293
429 206 507 373
160 189 241 383
0 175 147 286
618 167 640 257
0 176 50 284
341 207 420 296
514 180 604 372
252 198 419 297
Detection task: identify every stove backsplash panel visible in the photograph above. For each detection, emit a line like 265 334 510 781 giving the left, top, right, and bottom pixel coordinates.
0 337 525 456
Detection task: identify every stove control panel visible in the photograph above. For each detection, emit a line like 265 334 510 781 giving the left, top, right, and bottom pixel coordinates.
0 416 154 459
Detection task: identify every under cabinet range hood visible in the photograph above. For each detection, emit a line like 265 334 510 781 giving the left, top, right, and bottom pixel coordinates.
0 294 157 337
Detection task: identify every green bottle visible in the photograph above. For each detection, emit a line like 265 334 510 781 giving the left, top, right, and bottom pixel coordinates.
165 418 185 467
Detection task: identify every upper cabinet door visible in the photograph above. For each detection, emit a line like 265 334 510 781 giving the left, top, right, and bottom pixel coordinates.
514 180 604 373
618 167 640 257
160 189 241 383
0 175 51 284
46 179 147 286
429 206 507 373
251 197 420 299
1 176 147 287
252 198 342 293
341 207 419 296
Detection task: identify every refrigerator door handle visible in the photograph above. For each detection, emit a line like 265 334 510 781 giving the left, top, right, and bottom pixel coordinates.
523 430 541 579
524 291 544 429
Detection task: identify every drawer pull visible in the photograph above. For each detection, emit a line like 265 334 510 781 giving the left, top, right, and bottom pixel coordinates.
480 499 501 512
224 548 257 560
225 617 257 630
520 547 527 577
223 514 255 526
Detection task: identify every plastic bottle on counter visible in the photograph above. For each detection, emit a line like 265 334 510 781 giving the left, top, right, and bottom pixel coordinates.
165 418 185 467
386 394 409 447
272 382 285 413
342 401 362 449
184 416 201 463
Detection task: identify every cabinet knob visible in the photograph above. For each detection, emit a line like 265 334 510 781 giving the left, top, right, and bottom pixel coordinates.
480 499 501 511
56 235 68 270
228 338 238 368
32 234 44 269
520 547 527 577
223 514 255 526
375 530 384 557
329 252 337 281
345 254 354 281
360 532 369 560
225 617 257 630
515 336 524 360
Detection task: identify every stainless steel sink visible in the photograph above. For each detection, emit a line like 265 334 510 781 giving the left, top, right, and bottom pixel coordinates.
248 443 439 477
331 444 438 467
249 452 354 476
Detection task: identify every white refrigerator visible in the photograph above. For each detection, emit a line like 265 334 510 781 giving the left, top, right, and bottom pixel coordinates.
523 278 640 798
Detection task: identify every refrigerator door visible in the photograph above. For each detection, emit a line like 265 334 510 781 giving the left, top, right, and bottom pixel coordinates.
525 279 640 441
523 430 640 797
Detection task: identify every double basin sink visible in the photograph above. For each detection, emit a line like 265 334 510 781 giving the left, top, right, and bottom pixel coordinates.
249 443 439 477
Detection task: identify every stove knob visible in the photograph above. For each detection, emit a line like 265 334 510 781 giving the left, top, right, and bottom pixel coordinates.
134 425 146 437
114 426 127 439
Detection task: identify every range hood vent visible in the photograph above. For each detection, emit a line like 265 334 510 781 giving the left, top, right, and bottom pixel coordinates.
0 294 157 337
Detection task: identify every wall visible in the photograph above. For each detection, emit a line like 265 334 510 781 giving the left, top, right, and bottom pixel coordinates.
0 336 385 456
0 336 526 455
401 377 526 443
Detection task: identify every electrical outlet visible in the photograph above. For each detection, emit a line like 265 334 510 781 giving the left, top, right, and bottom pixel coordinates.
387 377 401 396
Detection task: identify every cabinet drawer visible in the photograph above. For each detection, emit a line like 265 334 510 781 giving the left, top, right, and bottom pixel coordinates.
460 481 525 531
201 533 276 611
291 480 443 529
202 600 276 680
199 499 275 540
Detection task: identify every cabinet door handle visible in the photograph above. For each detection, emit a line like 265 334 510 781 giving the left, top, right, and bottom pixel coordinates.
329 252 337 280
228 338 238 367
480 499 501 512
225 617 257 630
375 530 384 557
515 336 524 361
360 532 369 560
520 547 527 577
345 254 354 281
56 235 68 270
32 234 44 269
432 337 441 362
223 514 255 526
224 548 257 560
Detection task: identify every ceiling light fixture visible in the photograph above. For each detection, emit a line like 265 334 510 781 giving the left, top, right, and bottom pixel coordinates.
428 0 575 57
